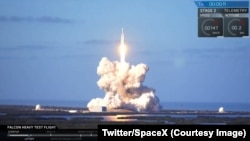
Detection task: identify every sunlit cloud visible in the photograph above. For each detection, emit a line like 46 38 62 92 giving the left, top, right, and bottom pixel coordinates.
0 16 73 24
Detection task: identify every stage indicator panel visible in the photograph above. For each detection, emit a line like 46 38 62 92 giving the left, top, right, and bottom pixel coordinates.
195 1 249 37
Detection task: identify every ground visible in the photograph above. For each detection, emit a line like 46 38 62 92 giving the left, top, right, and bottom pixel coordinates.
0 105 250 129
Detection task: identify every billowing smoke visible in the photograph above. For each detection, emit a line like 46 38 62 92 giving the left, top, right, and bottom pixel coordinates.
87 57 161 112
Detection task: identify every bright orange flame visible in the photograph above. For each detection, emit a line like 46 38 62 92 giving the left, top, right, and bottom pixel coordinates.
120 44 127 63
119 28 127 63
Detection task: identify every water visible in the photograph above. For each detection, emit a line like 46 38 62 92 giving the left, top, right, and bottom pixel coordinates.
0 99 87 108
161 101 250 112
0 99 250 112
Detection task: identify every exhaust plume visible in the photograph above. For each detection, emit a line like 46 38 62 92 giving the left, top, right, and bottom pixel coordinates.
119 28 127 63
87 29 161 112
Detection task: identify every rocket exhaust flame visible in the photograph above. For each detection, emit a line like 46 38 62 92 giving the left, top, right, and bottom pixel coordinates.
119 28 127 63
87 28 161 112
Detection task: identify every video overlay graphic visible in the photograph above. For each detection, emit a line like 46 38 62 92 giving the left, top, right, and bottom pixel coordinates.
1 125 250 141
195 1 249 37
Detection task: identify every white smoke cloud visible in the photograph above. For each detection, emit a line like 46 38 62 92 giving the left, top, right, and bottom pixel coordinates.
87 57 161 112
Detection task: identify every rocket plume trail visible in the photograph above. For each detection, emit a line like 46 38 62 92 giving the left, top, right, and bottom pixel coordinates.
87 28 161 112
119 28 127 63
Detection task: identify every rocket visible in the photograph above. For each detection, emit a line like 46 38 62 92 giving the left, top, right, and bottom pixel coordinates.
120 28 127 63
121 28 124 46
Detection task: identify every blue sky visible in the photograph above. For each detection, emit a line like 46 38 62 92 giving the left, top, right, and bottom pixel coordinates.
0 0 249 104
